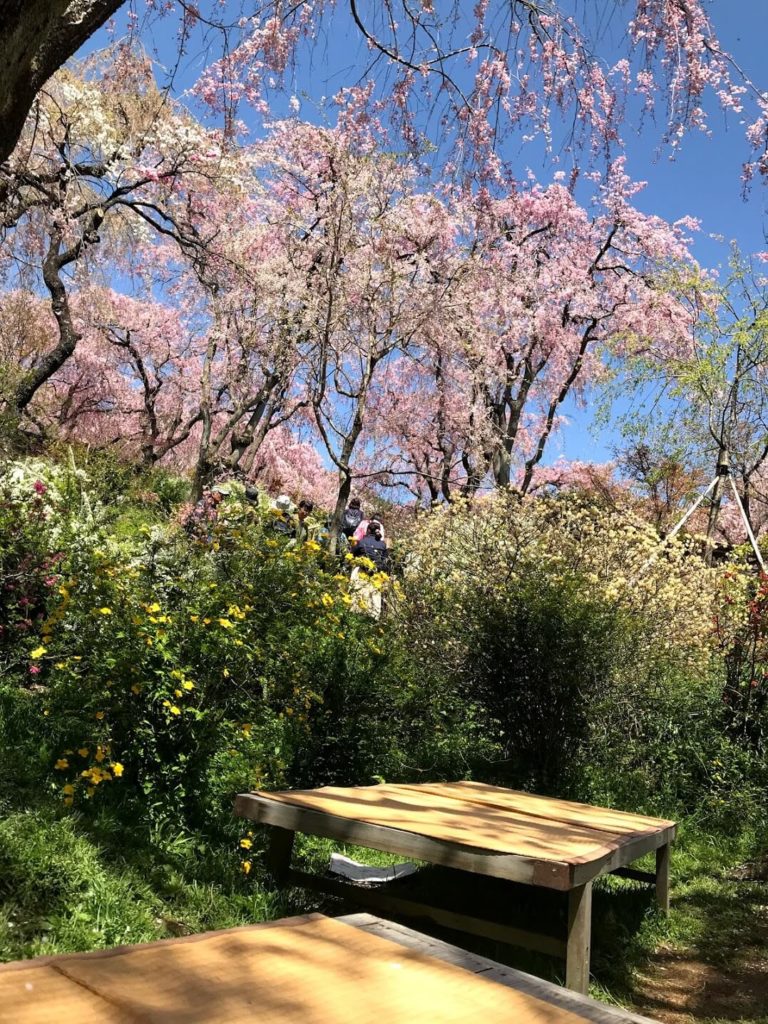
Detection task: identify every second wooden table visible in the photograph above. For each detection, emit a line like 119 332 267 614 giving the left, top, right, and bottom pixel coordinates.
235 780 676 994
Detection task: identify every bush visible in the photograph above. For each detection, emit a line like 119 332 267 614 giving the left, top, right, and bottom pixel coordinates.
0 455 488 843
2 452 767 906
580 670 768 830
398 491 765 819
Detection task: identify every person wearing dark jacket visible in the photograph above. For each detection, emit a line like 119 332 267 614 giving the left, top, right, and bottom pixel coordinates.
341 497 364 538
352 520 389 572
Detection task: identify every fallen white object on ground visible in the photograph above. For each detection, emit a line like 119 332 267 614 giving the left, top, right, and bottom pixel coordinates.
329 852 418 885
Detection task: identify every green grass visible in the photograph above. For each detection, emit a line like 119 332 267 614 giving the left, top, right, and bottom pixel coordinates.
0 806 287 960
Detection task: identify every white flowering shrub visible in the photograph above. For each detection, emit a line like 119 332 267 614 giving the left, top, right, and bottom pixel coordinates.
397 490 762 821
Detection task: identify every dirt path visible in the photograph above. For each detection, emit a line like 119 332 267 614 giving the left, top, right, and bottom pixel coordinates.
631 935 768 1023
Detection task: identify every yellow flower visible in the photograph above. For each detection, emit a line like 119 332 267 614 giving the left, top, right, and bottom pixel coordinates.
321 593 334 608
63 796 74 807
147 602 161 613
241 860 252 875
239 838 253 849
218 618 234 629
112 763 124 778
241 723 252 736
94 748 105 763
189 614 199 622
169 705 181 716
62 784 75 795
30 645 46 659
55 662 66 669
95 711 105 720
182 681 195 691
77 747 89 758
54 758 69 770
174 689 182 698
98 607 112 616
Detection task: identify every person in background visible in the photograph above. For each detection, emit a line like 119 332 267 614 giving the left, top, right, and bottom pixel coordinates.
341 497 364 538
210 483 231 501
351 512 386 545
294 498 315 545
351 519 389 572
349 520 390 619
184 483 230 542
269 494 295 536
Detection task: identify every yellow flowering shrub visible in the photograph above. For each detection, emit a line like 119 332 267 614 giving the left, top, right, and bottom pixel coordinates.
1 462 476 836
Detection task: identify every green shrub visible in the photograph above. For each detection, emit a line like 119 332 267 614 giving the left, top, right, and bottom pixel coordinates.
2 452 767 898
399 491 767 826
581 669 768 830
0 455 488 842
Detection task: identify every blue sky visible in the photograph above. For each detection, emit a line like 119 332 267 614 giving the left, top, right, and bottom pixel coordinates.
83 1 768 469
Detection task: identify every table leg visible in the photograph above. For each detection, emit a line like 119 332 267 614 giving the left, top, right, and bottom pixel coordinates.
265 826 295 887
655 842 671 915
565 881 592 994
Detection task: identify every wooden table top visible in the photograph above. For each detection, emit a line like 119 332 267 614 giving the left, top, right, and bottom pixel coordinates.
349 913 660 1024
0 913 656 1023
236 781 676 889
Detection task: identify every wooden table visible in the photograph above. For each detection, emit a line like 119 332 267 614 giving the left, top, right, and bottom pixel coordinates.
235 781 676 994
0 912 661 1022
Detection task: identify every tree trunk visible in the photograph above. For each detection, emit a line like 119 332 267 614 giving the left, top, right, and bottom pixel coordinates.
329 470 354 555
0 0 125 164
10 231 81 420
225 376 281 475
494 445 512 488
741 474 753 537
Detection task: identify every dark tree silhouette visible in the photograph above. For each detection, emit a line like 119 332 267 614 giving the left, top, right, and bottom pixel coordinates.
0 0 125 164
